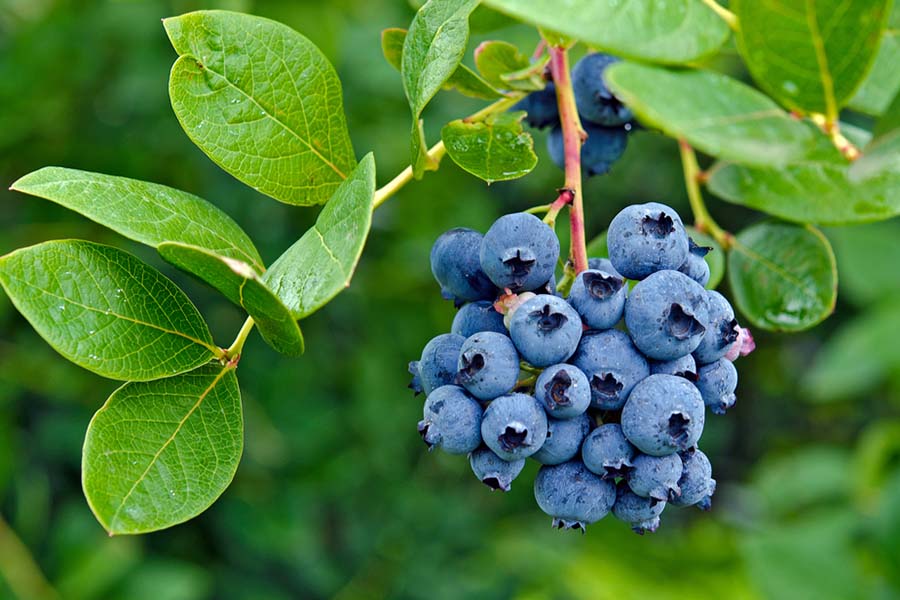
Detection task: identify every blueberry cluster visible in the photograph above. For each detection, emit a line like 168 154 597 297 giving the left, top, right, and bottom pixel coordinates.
513 52 636 176
410 203 752 534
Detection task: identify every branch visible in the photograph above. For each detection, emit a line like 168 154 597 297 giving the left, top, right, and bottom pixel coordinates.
678 139 733 249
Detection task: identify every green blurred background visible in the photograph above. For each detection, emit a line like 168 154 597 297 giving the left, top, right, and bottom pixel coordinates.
1 1 899 599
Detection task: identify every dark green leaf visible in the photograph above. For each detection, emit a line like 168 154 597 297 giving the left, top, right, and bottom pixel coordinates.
10 167 262 270
685 226 725 290
827 221 900 306
605 63 814 166
158 243 304 357
165 10 356 206
848 131 900 183
727 222 837 331
874 90 900 137
733 0 891 117
0 240 218 380
474 41 540 91
83 363 242 535
441 112 537 183
264 154 375 319
482 0 729 65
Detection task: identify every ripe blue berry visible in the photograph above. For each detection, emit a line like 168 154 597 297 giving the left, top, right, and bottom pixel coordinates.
693 290 740 365
534 363 591 419
416 333 466 395
534 461 616 531
568 268 626 329
627 452 683 501
650 354 698 381
607 202 690 280
469 447 526 492
582 423 636 479
418 385 483 454
621 374 705 456
672 448 716 509
533 413 592 465
456 332 519 400
677 238 712 287
571 329 650 410
612 484 666 534
451 300 507 338
547 122 628 176
512 83 559 129
587 257 622 278
571 53 633 126
509 294 582 367
625 270 710 361
695 358 738 415
431 228 497 303
480 213 560 292
481 393 548 461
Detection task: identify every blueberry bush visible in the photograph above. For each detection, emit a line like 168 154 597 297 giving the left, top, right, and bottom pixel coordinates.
0 0 897 557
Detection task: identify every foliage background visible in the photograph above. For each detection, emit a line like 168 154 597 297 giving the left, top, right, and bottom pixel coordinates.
0 1 898 598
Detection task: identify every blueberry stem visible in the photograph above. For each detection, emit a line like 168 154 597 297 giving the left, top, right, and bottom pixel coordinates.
548 45 589 275
224 316 255 364
542 187 574 227
810 113 860 160
678 139 733 250
699 0 739 30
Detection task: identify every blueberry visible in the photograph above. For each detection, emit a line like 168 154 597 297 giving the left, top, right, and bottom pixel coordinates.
431 228 497 303
612 484 666 534
672 448 716 509
587 257 622 278
568 268 626 329
571 53 633 126
533 413 592 465
509 294 582 367
480 213 560 292
570 329 650 410
456 332 519 401
418 385 483 454
650 354 697 381
677 238 712 287
469 447 526 492
695 358 737 415
624 270 710 361
534 363 591 419
607 203 690 280
582 423 636 479
417 333 466 395
534 461 616 531
451 300 507 338
512 83 559 129
693 291 740 365
481 393 548 461
621 374 705 456
547 123 628 176
627 452 683 501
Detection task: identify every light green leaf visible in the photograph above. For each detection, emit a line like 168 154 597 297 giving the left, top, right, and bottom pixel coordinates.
158 243 303 356
685 226 725 290
441 112 537 182
849 24 900 116
482 0 729 65
264 154 375 319
727 222 837 331
605 63 814 166
474 40 540 91
0 240 218 380
733 0 892 118
402 0 480 177
83 363 242 535
10 167 262 270
164 10 356 206
849 130 900 182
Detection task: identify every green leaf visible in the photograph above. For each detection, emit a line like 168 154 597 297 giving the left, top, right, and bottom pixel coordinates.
604 63 814 166
685 226 725 290
732 0 892 118
0 240 218 380
482 0 729 65
874 90 900 137
849 24 900 116
827 221 900 306
382 27 406 70
473 41 540 91
164 10 356 206
264 154 375 319
441 112 537 183
402 0 480 177
10 167 262 270
82 363 242 535
727 222 837 332
848 130 900 183
708 156 900 225
158 243 304 357
585 231 608 259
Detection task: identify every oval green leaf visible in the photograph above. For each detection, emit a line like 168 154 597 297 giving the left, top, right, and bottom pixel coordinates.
685 226 725 290
264 153 375 319
0 240 218 380
474 41 540 91
441 112 537 183
482 0 729 65
727 222 837 331
605 63 814 166
10 167 262 270
733 0 891 118
83 363 242 535
158 243 304 356
164 10 356 206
